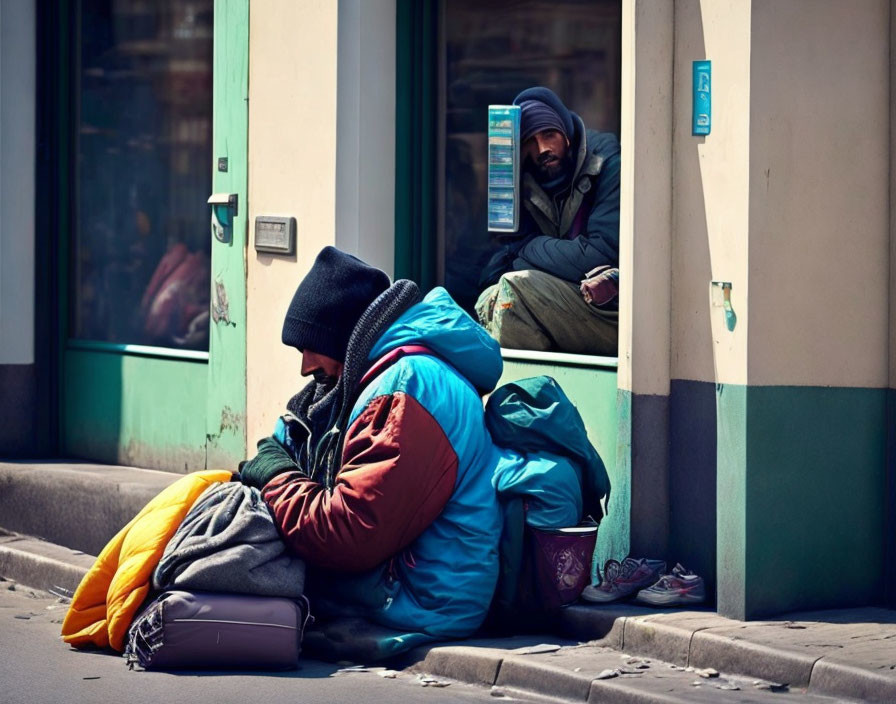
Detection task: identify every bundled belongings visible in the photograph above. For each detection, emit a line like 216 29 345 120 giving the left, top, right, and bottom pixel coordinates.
125 591 311 671
485 375 610 631
60 471 232 651
62 473 313 672
153 482 305 597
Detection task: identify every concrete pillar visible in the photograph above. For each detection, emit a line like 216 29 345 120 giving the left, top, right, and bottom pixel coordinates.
671 0 753 602
615 0 674 566
709 0 890 618
335 0 396 276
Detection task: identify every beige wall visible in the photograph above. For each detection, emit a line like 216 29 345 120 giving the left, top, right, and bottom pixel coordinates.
247 1 339 446
671 0 752 386
670 0 891 389
748 0 890 388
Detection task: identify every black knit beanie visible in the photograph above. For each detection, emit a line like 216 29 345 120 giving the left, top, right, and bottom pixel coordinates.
281 246 391 362
513 86 576 141
517 100 568 143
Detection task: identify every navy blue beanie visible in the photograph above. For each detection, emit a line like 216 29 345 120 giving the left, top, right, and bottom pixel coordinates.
513 86 575 142
282 246 391 362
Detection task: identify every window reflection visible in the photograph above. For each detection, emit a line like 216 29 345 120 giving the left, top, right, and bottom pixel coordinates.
441 0 621 313
72 1 213 350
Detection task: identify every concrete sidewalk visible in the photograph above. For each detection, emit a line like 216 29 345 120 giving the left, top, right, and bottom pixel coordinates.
2 460 895 703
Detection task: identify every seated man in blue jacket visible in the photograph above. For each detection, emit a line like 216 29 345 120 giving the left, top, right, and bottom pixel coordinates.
476 86 620 356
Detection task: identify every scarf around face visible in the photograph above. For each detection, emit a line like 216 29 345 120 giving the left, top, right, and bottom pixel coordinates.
286 279 422 488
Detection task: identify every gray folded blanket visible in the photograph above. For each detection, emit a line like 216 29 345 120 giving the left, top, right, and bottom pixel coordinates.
153 481 305 597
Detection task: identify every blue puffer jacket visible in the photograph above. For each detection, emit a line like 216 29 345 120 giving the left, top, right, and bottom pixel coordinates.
354 287 506 637
264 287 507 640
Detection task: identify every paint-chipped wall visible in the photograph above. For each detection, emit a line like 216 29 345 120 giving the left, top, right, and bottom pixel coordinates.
748 0 890 388
247 1 339 446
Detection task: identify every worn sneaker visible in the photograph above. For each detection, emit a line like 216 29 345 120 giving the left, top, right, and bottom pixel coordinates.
581 557 667 603
636 564 706 606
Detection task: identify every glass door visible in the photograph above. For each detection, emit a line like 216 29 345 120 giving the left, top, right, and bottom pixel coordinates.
61 0 247 470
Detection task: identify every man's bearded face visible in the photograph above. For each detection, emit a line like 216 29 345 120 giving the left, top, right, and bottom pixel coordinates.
522 128 571 183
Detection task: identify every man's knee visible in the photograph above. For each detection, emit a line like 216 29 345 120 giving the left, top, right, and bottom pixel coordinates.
475 283 500 325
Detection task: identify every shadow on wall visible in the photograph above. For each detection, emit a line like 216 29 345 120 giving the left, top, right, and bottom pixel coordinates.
667 3 717 605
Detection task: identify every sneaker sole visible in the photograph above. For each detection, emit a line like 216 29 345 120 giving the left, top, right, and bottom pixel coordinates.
636 591 705 606
581 589 626 603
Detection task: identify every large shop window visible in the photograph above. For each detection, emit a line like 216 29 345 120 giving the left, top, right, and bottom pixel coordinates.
398 0 621 356
71 1 213 351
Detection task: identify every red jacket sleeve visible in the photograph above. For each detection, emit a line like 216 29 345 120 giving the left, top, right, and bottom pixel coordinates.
261 391 458 571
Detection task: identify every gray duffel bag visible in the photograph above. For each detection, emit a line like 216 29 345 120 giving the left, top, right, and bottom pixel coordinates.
125 590 311 671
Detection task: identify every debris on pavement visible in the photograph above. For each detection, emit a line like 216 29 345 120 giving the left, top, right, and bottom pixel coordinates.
417 674 450 687
335 665 379 673
697 667 719 678
753 680 789 692
512 643 562 655
378 669 399 678
595 668 618 679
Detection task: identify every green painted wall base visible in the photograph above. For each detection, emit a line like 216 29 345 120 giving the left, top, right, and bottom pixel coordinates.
717 384 887 619
64 349 207 471
498 359 623 581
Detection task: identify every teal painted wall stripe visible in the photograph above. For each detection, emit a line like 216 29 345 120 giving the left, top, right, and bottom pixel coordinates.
717 384 887 619
715 384 749 619
64 349 207 471
886 389 896 606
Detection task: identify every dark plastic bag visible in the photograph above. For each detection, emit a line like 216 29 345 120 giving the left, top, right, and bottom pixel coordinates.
125 591 311 671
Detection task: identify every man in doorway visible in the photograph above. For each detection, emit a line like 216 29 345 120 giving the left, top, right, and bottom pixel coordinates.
477 86 621 355
237 246 504 648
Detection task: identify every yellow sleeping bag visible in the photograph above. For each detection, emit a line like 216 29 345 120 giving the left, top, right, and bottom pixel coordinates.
61 470 232 651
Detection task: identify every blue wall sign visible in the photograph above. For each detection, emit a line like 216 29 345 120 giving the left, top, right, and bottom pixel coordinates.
693 60 711 136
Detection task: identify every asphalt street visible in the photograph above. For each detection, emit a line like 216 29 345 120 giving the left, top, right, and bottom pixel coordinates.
0 579 548 704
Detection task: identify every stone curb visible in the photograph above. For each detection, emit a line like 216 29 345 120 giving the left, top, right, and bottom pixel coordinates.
554 604 896 703
0 533 93 593
0 461 178 556
810 659 896 703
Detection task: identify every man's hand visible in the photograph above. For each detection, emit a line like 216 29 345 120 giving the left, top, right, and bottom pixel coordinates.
580 266 619 307
239 435 303 490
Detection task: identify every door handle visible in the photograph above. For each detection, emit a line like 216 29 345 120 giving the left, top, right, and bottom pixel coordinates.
208 193 238 243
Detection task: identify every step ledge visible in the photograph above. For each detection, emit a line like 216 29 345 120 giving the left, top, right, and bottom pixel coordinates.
0 533 94 593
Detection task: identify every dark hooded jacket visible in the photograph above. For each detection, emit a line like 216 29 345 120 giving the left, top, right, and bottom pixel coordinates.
480 112 620 287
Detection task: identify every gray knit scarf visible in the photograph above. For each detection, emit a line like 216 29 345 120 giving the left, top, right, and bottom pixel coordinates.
286 279 421 489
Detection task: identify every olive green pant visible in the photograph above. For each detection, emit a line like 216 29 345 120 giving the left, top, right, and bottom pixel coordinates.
475 270 618 355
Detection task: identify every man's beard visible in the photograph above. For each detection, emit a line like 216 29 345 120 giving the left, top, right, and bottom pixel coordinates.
311 370 339 398
531 151 573 184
